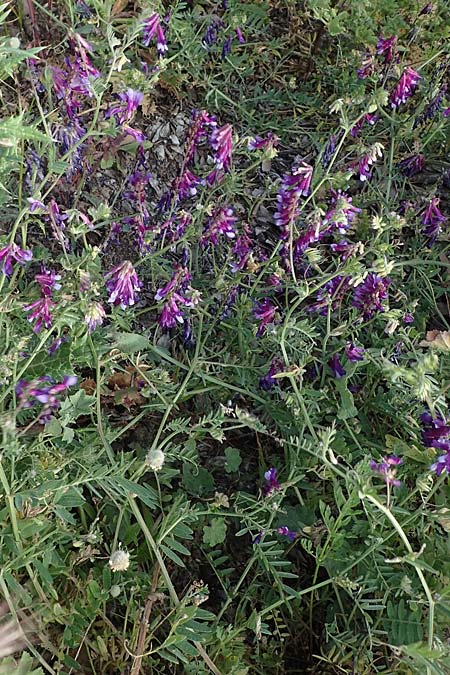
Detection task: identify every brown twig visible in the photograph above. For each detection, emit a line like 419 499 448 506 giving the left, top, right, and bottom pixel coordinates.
129 564 161 675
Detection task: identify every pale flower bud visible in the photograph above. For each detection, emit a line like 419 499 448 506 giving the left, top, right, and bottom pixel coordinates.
109 548 130 572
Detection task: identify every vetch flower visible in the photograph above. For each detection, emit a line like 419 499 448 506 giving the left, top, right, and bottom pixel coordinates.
307 275 351 315
323 190 361 234
390 67 421 108
105 89 144 125
353 273 391 320
209 123 233 176
230 226 252 273
201 207 237 246
414 86 447 127
263 467 281 496
105 261 141 309
247 132 279 155
329 354 346 379
350 113 378 138
421 411 450 452
356 143 384 182
274 162 313 240
277 526 297 542
398 153 424 176
357 54 375 79
16 375 77 423
35 268 62 296
109 548 130 572
155 265 197 329
376 35 397 64
85 301 106 332
254 298 277 336
142 13 168 57
370 455 402 486
23 297 55 333
422 197 446 243
184 109 217 164
0 243 33 277
345 342 365 362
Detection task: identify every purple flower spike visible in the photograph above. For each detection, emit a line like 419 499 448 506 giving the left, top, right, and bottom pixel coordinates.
210 123 233 172
274 162 313 240
16 375 77 424
376 35 397 64
106 89 144 125
324 190 361 234
105 261 141 309
443 107 450 117
353 274 391 319
277 526 297 542
422 197 446 243
248 132 278 152
370 454 403 486
307 275 351 315
155 265 197 330
357 54 375 79
23 296 55 333
431 454 450 476
329 354 346 379
398 154 424 177
390 67 421 108
201 207 237 246
254 298 277 336
230 226 252 273
350 113 378 138
142 13 168 57
345 342 365 362
263 467 281 496
357 144 383 182
0 243 33 277
35 268 62 296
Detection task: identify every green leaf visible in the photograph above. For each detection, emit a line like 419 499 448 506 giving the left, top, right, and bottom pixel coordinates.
0 653 44 675
224 446 242 473
59 389 96 422
114 332 151 354
182 464 215 496
203 518 227 547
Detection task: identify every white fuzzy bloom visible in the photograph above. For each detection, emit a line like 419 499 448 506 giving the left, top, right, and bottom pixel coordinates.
109 549 130 572
147 448 165 471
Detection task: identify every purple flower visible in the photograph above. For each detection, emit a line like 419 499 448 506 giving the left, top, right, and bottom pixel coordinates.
176 169 202 200
27 197 46 212
0 243 33 277
277 526 297 542
35 268 62 296
274 162 313 239
329 354 346 379
390 67 421 108
48 336 65 356
23 296 55 333
155 265 197 330
356 143 383 182
184 109 217 164
263 467 281 496
398 154 424 176
248 132 279 153
203 17 225 48
422 197 446 243
201 207 237 246
142 13 168 57
307 275 351 315
376 35 397 64
221 36 233 60
235 27 245 43
403 313 414 324
414 86 447 127
419 2 433 14
252 530 264 545
85 301 106 332
254 298 277 336
353 274 391 320
323 190 361 234
430 453 450 476
350 113 378 138
443 107 450 117
210 123 233 172
105 261 141 309
421 411 450 452
357 54 375 79
16 375 77 424
105 89 144 125
370 455 402 486
230 226 252 273
345 342 365 362
260 358 283 391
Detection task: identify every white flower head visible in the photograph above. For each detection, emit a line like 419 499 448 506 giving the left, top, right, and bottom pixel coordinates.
146 448 165 471
109 548 130 572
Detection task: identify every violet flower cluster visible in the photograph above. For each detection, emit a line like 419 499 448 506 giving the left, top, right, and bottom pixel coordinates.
0 242 32 277
105 261 141 309
16 375 77 424
369 455 402 486
421 411 450 475
142 13 168 58
23 268 61 333
155 265 198 330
